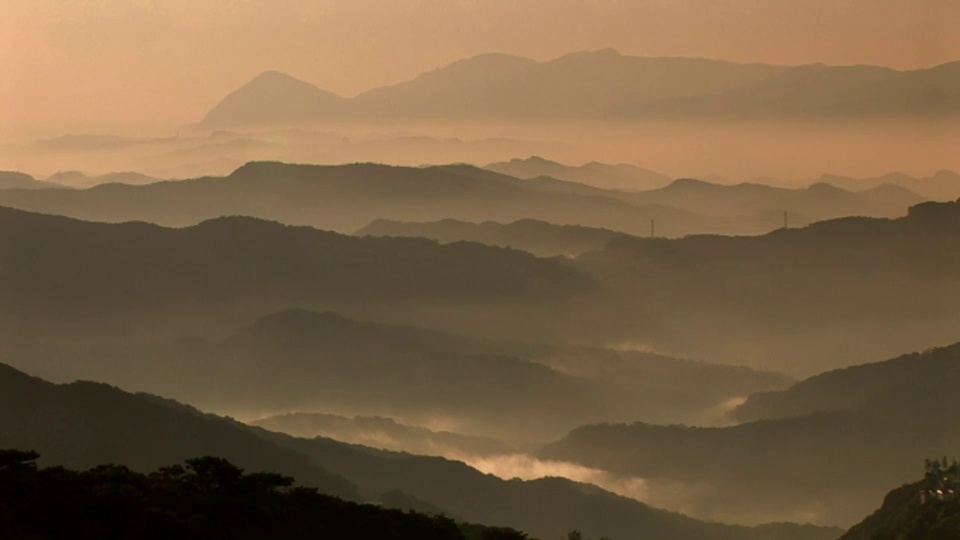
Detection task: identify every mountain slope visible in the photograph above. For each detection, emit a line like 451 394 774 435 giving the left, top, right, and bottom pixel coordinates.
352 49 785 121
4 308 789 442
570 200 960 374
0 451 501 540
731 343 960 423
840 465 960 539
540 343 960 527
0 171 58 190
200 71 351 129
0 363 838 540
0 206 593 344
0 363 357 498
251 412 515 457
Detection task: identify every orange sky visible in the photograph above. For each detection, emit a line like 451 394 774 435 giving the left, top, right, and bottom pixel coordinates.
1 0 958 140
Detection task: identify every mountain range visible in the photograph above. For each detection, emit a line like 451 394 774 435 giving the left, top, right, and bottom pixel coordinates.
0 362 840 540
0 205 592 344
5 198 960 377
539 343 960 527
3 307 788 442
0 161 927 240
0 171 59 190
815 169 960 201
572 199 960 374
196 50 960 129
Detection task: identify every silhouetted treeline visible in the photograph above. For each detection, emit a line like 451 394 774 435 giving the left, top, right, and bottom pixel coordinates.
0 449 529 540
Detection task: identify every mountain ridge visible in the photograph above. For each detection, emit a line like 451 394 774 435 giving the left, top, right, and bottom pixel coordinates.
195 51 960 129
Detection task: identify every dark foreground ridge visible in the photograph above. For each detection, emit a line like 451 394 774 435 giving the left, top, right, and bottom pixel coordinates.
0 449 528 540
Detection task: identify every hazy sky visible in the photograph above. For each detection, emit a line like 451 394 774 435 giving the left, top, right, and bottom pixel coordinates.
1 0 958 138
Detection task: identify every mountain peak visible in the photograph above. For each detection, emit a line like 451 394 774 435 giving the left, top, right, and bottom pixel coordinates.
664 178 715 190
199 71 347 129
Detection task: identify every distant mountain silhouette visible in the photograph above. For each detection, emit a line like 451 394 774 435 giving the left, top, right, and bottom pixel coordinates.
200 71 351 129
197 52 960 129
0 161 744 237
816 169 960 201
540 343 960 527
46 170 160 188
616 61 960 119
618 176 925 223
356 218 630 257
616 63 898 118
0 161 920 239
0 171 58 190
486 156 672 191
0 363 838 540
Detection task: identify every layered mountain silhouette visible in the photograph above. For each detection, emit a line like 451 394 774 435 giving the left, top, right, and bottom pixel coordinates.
0 161 925 240
45 170 160 188
816 169 960 201
356 218 630 257
486 156 672 191
5 308 788 442
0 171 58 190
730 343 960 423
0 161 716 236
0 362 840 540
539 343 960 527
573 199 960 373
5 199 960 376
196 51 960 129
616 177 925 223
0 205 605 360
